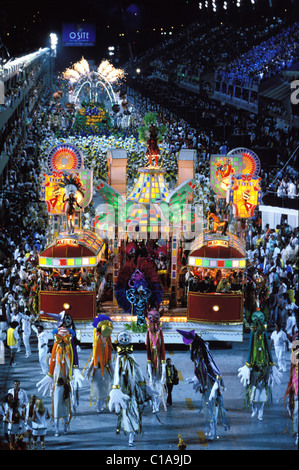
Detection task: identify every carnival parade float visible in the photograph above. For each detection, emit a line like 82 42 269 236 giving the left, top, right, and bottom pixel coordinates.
38 61 263 344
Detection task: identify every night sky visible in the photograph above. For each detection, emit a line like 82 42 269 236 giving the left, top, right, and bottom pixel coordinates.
0 0 298 68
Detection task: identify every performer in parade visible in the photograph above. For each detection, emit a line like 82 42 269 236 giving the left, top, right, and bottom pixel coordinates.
238 310 282 421
177 329 230 440
108 330 157 447
145 308 167 413
36 312 84 436
84 314 114 413
283 328 298 446
63 189 82 234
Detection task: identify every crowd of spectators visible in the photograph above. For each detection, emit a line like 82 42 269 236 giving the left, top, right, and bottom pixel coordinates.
126 17 290 89
244 217 298 331
0 93 52 330
127 75 299 201
215 23 299 88
0 54 49 112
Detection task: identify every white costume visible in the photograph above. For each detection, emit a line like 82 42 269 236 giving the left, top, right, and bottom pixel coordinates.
32 325 49 375
8 386 28 409
84 315 114 413
270 329 288 372
32 406 49 437
20 313 33 357
36 323 84 437
109 331 156 447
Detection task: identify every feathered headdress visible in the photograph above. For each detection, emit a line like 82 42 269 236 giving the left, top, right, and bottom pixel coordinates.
92 314 113 335
114 257 163 313
57 173 85 198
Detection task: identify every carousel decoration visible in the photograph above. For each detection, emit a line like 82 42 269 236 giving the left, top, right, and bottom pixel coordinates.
210 153 243 198
227 147 261 179
38 141 105 324
47 142 84 172
225 147 261 218
184 146 263 342
210 147 261 203
42 143 93 229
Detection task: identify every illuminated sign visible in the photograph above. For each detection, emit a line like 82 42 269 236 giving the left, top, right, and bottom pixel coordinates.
207 239 229 248
210 148 261 199
188 256 246 269
56 239 79 247
229 176 262 218
42 170 93 215
62 24 96 46
210 154 243 198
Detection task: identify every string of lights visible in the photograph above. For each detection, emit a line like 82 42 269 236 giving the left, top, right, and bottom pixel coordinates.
198 0 275 10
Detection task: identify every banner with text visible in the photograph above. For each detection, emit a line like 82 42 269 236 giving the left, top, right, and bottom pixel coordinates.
62 24 96 46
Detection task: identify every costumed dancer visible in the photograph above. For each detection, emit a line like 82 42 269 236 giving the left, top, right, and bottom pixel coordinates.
238 310 282 421
207 206 228 236
36 312 84 436
137 112 167 168
177 329 230 440
108 330 157 447
84 314 114 413
39 310 82 415
155 245 169 291
146 308 167 413
58 174 84 235
63 188 82 234
146 124 161 167
283 328 298 446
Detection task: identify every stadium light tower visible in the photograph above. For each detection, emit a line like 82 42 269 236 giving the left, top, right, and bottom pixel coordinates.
50 33 58 57
49 33 58 86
